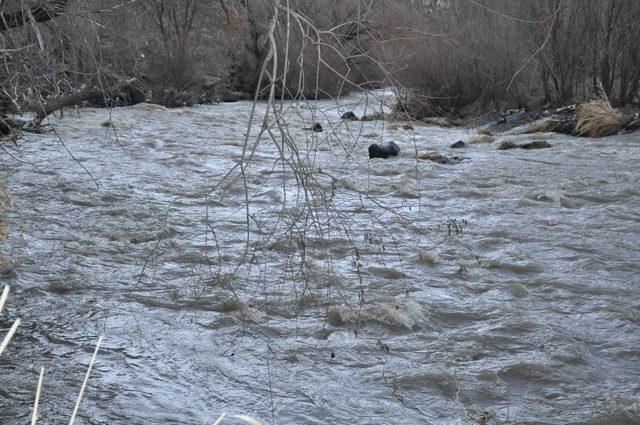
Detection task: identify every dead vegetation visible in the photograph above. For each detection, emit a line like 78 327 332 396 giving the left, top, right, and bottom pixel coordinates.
497 140 518 150
523 97 633 138
497 140 552 150
390 1 640 118
575 99 626 138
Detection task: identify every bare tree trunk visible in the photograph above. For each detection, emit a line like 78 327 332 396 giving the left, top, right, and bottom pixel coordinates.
30 79 138 127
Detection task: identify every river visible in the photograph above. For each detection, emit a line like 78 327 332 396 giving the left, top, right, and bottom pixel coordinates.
1 92 639 424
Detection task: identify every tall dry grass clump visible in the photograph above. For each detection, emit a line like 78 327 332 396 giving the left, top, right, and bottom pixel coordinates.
575 99 625 138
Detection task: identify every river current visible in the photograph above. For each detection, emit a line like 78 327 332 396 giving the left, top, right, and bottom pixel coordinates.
1 92 639 424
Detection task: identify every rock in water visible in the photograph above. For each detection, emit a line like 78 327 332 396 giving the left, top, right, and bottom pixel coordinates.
623 116 640 133
305 123 323 132
216 83 238 102
450 140 466 149
341 112 358 121
369 141 401 159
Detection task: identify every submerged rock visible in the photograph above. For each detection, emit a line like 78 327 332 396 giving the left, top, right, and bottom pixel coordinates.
369 141 401 159
450 140 466 149
341 111 358 121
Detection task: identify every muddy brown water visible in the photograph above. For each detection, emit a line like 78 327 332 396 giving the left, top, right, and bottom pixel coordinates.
1 92 639 424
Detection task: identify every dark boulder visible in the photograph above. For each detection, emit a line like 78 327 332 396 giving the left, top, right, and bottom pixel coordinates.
341 112 358 121
369 141 400 159
624 115 640 133
450 140 466 149
216 83 238 103
124 85 146 105
305 123 323 132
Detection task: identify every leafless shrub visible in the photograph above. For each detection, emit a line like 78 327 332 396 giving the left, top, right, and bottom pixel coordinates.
387 0 640 117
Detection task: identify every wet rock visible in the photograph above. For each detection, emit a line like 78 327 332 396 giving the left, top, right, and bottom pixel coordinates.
417 153 467 165
525 117 576 135
215 83 238 103
624 116 640 133
520 140 552 149
450 140 466 149
341 111 358 121
305 123 323 132
403 123 414 130
498 109 527 125
369 141 400 159
0 267 18 280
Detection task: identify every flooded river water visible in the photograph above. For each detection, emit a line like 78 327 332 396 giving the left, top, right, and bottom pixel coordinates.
1 92 639 424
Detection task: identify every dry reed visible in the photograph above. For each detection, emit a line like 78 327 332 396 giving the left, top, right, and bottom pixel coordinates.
575 99 625 138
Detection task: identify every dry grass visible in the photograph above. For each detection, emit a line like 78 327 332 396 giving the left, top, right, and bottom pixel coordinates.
465 134 494 145
421 117 452 127
360 111 387 121
524 119 559 134
497 140 517 150
417 153 446 161
575 99 625 138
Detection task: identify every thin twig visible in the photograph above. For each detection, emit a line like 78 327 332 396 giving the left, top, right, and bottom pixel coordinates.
31 367 46 425
0 318 21 356
0 285 9 315
69 335 103 425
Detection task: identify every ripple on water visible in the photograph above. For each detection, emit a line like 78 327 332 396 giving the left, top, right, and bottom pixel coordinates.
2 93 640 424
